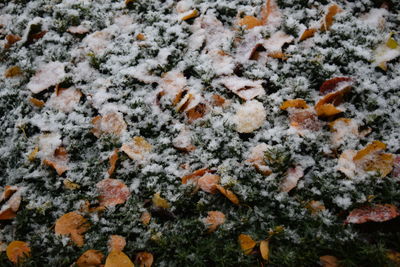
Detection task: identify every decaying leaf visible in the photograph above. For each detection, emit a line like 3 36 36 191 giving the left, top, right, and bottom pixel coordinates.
280 166 304 193
320 77 352 95
238 16 263 30
29 97 45 108
353 140 386 161
137 33 146 40
387 250 400 265
92 112 127 138
26 61 66 94
6 241 31 264
76 249 104 267
179 9 199 21
186 102 207 123
181 168 214 184
216 76 265 101
320 4 343 31
288 109 322 132
0 186 22 220
198 174 220 194
43 146 69 176
315 79 352 117
135 252 154 267
263 31 294 59
140 211 151 225
5 34 21 48
260 240 269 260
320 255 339 267
202 211 226 232
55 211 90 247
4 66 22 78
306 200 326 215
97 178 130 207
121 136 152 161
260 0 282 27
280 99 309 110
238 234 256 255
152 192 170 209
105 250 134 267
108 148 119 176
345 204 400 224
108 235 126 253
246 143 272 176
63 179 80 190
47 87 82 113
172 129 196 152
373 33 400 71
299 28 317 41
216 184 240 205
328 118 367 148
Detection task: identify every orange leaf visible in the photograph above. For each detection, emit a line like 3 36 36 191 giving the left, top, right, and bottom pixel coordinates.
203 211 226 232
76 249 104 267
186 102 207 123
238 16 263 30
320 255 339 267
238 234 256 255
345 204 400 224
260 240 269 260
105 250 134 267
55 212 90 247
321 4 343 31
152 192 170 209
97 179 130 207
4 66 22 78
180 10 199 21
315 103 343 117
6 241 30 264
198 174 220 194
280 99 309 110
216 185 240 205
387 251 400 265
182 168 212 184
108 148 119 176
108 235 126 252
135 252 154 267
140 211 151 225
353 141 387 162
29 97 45 108
299 28 317 41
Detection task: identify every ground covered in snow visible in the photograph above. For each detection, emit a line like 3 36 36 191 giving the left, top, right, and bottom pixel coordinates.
1 0 400 266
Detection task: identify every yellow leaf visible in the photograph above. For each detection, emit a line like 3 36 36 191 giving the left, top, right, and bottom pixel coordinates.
386 33 398 49
260 240 269 260
238 234 256 255
387 250 400 265
353 141 387 162
28 146 39 161
152 192 170 209
63 179 81 190
6 241 31 264
280 99 309 110
105 250 134 267
180 10 199 21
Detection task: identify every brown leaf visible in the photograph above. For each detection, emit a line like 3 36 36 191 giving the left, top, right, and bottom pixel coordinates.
140 211 151 225
238 234 256 255
76 249 104 267
108 149 119 176
321 4 343 31
216 185 240 205
238 16 263 30
121 136 152 161
6 241 30 264
55 212 90 247
108 235 126 253
203 211 226 232
4 34 21 48
299 28 317 41
92 112 127 138
198 174 220 194
29 97 45 108
4 66 22 78
320 255 339 267
345 204 400 224
135 252 154 267
280 99 309 110
97 179 131 207
319 77 352 95
260 240 269 260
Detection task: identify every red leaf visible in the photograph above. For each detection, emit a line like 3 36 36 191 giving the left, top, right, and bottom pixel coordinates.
345 204 400 224
320 77 352 95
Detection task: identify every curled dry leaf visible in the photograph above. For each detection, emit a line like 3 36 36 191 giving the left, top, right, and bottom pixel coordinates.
234 100 266 133
6 241 31 264
55 211 90 247
135 252 154 267
320 255 339 267
299 28 317 42
105 250 134 267
121 136 152 161
108 235 126 253
140 211 151 225
314 79 352 117
186 102 207 123
43 146 69 176
217 76 265 101
320 4 343 31
97 178 130 207
345 204 400 224
108 148 119 176
260 240 269 260
152 192 170 209
26 61 66 94
280 166 304 193
179 10 199 21
182 168 213 184
198 174 220 194
29 97 45 108
4 66 22 78
246 143 272 176
216 185 240 205
203 211 226 232
0 186 22 220
92 112 127 138
238 234 256 255
280 99 309 110
76 250 104 267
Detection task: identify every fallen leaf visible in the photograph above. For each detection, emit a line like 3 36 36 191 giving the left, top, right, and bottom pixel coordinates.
280 166 304 193
55 211 90 247
43 146 69 176
320 77 352 95
198 174 220 194
373 32 400 71
0 187 22 220
345 204 400 224
288 109 322 132
108 235 126 253
246 143 272 176
353 140 387 162
217 76 265 101
299 28 317 41
29 97 45 108
182 168 213 184
216 185 240 205
180 10 199 21
97 179 130 207
152 192 170 209
211 94 227 107
6 241 30 264
63 179 80 190
4 66 22 78
306 200 326 215
186 102 207 122
203 211 226 232
238 16 263 30
105 250 134 267
137 33 146 40
135 252 154 267
121 136 152 161
47 87 82 113
260 240 269 260
280 99 309 110
387 250 400 265
238 234 256 255
67 25 90 35
140 211 151 225
108 149 119 176
92 112 127 138
320 255 339 267
260 0 282 27
76 250 104 267
315 81 351 117
320 4 343 31
172 129 196 152
26 61 66 94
